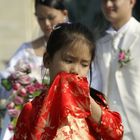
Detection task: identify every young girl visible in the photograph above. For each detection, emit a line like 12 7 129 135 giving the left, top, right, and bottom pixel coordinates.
13 23 123 140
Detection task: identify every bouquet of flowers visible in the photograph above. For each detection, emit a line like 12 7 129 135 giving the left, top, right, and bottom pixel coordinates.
1 61 47 131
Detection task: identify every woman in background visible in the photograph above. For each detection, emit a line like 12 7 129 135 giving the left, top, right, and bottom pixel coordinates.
0 0 69 139
0 0 69 82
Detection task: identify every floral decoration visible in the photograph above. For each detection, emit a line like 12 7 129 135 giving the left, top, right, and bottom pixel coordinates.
1 61 47 132
118 48 131 68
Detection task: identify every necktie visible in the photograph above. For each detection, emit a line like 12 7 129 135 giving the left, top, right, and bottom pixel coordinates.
112 33 123 51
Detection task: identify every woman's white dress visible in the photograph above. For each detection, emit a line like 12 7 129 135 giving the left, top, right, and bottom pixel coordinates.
0 42 44 140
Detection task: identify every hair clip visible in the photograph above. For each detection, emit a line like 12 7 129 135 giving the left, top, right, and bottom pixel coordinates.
53 25 61 30
53 22 72 30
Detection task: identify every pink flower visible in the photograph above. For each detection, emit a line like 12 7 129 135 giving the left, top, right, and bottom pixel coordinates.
8 109 20 117
34 82 44 90
14 96 24 105
18 75 32 85
8 124 15 131
119 51 125 61
26 85 36 94
13 83 21 90
6 102 15 109
19 88 27 97
118 49 131 68
9 73 18 80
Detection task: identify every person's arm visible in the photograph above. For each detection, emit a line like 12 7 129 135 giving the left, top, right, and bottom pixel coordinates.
6 43 28 72
88 89 123 140
88 96 102 123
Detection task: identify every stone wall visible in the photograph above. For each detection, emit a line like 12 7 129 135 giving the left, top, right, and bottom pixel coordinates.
0 0 39 70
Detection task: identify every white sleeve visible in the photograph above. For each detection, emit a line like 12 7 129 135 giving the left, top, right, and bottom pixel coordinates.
0 43 28 79
6 43 28 72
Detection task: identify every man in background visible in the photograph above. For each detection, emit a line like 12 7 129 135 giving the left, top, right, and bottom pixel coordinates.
91 0 140 139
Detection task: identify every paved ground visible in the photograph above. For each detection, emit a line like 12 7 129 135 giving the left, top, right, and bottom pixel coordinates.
0 0 38 70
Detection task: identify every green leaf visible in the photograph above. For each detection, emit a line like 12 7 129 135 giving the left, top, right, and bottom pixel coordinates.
11 117 18 128
1 79 12 91
32 91 41 97
15 105 23 110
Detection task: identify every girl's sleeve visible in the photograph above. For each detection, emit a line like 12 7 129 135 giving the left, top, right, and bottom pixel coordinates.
89 88 123 139
90 106 124 140
13 102 32 140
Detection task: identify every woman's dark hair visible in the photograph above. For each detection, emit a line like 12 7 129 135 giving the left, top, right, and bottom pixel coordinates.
35 0 66 10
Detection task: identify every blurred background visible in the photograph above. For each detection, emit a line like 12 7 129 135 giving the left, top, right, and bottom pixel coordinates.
0 0 139 70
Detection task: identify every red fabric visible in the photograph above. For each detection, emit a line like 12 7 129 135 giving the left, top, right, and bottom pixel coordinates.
13 72 123 140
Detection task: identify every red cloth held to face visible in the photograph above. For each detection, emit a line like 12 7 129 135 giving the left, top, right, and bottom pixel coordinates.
14 72 123 140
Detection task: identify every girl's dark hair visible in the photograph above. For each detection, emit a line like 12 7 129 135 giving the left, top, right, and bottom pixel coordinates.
35 0 66 10
46 22 95 60
43 22 96 85
90 88 108 107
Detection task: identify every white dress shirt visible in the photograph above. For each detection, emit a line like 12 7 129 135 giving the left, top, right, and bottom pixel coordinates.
90 17 136 139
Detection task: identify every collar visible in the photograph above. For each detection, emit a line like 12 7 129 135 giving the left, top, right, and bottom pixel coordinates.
106 17 134 37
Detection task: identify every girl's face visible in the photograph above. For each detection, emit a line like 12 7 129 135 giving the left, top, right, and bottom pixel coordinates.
101 0 135 29
47 42 92 83
35 5 68 37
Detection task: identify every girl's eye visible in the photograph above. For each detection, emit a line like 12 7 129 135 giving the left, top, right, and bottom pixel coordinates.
81 63 90 68
64 59 73 63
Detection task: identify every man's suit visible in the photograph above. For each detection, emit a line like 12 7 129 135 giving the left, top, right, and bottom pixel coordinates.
91 17 140 139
